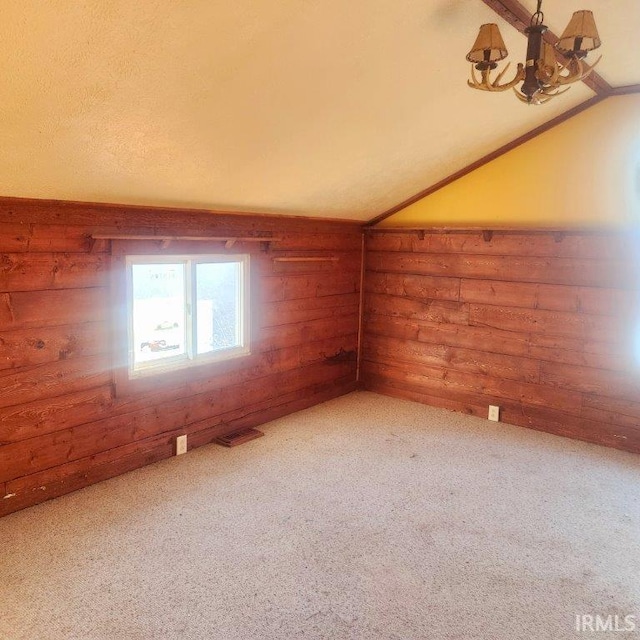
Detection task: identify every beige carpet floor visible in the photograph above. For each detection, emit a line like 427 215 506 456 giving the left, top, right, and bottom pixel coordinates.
1 391 639 640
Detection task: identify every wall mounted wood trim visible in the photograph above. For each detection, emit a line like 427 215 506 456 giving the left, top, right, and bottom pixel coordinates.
92 234 282 242
356 232 366 383
272 256 340 262
92 234 282 251
611 84 640 96
366 226 633 236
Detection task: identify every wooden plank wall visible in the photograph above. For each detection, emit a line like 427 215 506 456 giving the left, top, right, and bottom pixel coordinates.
362 229 640 454
0 198 362 516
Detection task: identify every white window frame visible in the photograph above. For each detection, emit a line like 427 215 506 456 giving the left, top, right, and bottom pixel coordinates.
125 253 250 379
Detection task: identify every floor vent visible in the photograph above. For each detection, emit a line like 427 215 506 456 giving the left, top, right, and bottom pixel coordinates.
214 428 264 447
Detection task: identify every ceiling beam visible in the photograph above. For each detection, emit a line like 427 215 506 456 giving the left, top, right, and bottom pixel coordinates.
366 94 604 227
480 0 611 96
611 84 640 96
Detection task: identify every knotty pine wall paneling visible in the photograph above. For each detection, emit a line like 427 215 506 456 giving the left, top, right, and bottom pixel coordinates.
0 198 362 516
362 229 640 454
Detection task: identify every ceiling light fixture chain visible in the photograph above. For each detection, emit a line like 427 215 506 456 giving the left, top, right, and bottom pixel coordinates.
531 0 544 27
465 0 601 105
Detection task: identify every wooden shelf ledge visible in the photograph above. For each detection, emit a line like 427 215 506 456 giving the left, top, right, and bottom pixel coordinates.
91 234 282 251
272 256 339 263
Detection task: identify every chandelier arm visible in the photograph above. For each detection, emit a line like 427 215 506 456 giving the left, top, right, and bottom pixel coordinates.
468 65 499 90
513 87 557 104
486 64 525 91
548 55 600 87
553 57 585 86
536 57 568 86
576 55 602 80
468 63 524 92
468 64 482 88
493 62 515 86
539 85 570 97
468 65 497 90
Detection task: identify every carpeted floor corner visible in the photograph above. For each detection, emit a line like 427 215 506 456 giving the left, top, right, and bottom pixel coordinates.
1 391 639 639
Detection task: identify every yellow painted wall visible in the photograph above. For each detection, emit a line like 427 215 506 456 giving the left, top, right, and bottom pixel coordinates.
380 94 640 228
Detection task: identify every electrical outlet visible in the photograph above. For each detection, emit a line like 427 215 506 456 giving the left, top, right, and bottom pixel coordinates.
176 434 188 455
488 405 500 422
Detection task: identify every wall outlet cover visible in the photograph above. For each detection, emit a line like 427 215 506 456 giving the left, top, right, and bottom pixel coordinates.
488 405 500 422
176 434 188 455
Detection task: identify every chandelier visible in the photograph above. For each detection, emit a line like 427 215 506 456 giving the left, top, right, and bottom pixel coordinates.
466 0 601 104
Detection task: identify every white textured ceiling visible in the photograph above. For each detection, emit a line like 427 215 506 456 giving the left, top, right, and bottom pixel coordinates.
0 1 633 221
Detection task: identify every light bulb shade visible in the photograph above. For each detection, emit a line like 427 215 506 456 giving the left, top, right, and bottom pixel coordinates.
538 41 558 80
466 24 508 67
556 10 601 57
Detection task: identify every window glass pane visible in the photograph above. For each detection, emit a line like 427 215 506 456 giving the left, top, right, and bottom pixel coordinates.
131 263 186 367
196 261 242 355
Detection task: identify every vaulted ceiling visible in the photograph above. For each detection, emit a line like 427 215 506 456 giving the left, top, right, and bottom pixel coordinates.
0 1 637 221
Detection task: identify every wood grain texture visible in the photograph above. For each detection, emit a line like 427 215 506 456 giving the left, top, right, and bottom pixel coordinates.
366 250 635 288
0 375 357 518
0 355 113 410
364 314 631 373
0 201 362 515
365 293 469 325
366 272 461 302
0 323 108 371
367 230 640 260
363 230 640 454
0 224 109 253
1 253 108 291
0 360 356 484
0 386 114 445
261 271 360 302
459 279 635 316
363 334 541 383
468 304 626 343
0 288 108 329
0 196 361 234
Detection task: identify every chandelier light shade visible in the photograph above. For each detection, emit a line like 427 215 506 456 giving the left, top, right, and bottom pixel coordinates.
556 10 601 58
465 1 602 105
466 24 509 69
